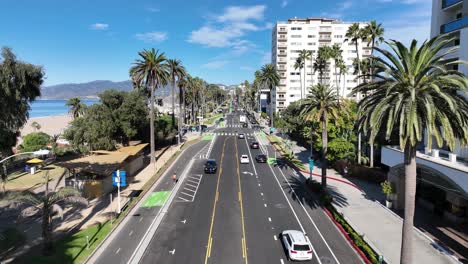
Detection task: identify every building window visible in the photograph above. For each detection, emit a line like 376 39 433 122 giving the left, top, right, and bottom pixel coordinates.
308 42 316 46
308 35 316 38
291 27 302 30
319 26 332 31
291 42 301 45
291 35 301 38
279 34 287 39
280 27 286 31
334 35 343 38
279 94 285 98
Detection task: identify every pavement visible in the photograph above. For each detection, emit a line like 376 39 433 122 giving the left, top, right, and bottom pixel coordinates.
262 118 460 264
124 110 363 264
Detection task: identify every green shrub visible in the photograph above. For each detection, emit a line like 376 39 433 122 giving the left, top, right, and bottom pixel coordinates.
349 165 387 183
19 132 51 152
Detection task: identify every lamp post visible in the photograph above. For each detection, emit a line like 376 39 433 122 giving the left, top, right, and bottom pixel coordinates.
116 170 121 214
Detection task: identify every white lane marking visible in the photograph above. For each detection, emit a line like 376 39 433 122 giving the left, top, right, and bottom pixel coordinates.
115 248 121 254
206 135 217 159
258 184 261 187
276 167 340 264
280 259 284 264
266 159 323 264
243 137 258 176
129 230 133 236
169 249 176 255
186 183 198 188
264 203 267 207
178 197 190 202
274 235 277 241
181 192 194 197
187 179 198 184
181 219 186 224
268 217 272 222
183 187 196 192
139 217 144 222
261 192 263 196
189 175 201 179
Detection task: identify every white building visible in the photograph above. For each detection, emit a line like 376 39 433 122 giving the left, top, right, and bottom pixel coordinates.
381 0 468 224
271 17 370 112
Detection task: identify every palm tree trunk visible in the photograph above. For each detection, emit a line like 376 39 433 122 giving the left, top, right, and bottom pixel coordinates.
321 111 328 189
358 132 362 165
150 85 156 164
42 208 53 254
400 142 417 264
171 77 176 129
300 68 303 101
335 64 340 105
269 89 274 127
370 144 374 168
178 85 183 144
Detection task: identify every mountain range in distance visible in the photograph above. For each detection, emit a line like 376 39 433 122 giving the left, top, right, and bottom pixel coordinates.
40 80 233 100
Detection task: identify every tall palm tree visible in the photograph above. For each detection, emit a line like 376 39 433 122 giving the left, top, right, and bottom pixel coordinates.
167 59 187 144
301 84 340 190
130 48 169 165
362 20 384 168
337 59 348 98
330 44 343 101
253 70 262 112
1 172 87 254
353 35 468 264
167 59 187 130
298 49 312 99
259 64 280 127
345 23 364 164
65 97 86 120
294 57 305 101
313 56 327 84
177 75 189 139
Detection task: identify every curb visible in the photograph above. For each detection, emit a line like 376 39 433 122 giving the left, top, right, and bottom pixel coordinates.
322 207 373 264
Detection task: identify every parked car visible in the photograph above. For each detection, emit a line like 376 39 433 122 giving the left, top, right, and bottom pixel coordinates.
250 142 259 149
204 159 217 174
238 133 245 139
281 230 313 261
240 155 249 164
242 123 248 128
255 154 267 163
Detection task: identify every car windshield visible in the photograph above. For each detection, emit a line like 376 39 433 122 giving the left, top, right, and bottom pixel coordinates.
293 244 310 251
242 155 248 158
206 161 216 166
258 155 265 158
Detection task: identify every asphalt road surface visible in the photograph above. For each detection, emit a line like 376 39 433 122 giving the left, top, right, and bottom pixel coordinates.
134 110 363 264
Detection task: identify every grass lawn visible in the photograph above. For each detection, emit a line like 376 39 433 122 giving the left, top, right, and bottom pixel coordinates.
205 113 222 125
16 221 112 264
6 165 66 191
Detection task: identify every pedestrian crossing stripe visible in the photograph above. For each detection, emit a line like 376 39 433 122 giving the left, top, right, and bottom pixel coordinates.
209 132 256 136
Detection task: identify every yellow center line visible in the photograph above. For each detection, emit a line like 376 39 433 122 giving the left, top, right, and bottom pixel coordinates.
204 137 227 264
235 137 248 264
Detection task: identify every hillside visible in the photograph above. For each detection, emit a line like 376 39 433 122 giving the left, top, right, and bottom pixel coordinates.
40 80 171 99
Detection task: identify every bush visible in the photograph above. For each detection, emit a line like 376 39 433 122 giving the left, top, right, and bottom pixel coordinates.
349 165 387 184
19 132 51 152
260 112 268 120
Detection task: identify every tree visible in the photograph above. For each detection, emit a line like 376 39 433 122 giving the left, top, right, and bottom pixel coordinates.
301 84 340 190
19 132 51 152
362 20 385 168
314 46 332 85
130 49 169 165
31 121 41 132
167 59 187 140
337 59 348 97
259 64 280 126
353 35 468 264
298 50 312 99
65 97 86 119
1 172 87 254
0 47 43 155
294 57 305 101
177 75 189 140
330 44 344 101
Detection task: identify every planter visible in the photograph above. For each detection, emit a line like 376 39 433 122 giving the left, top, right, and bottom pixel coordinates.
385 200 393 209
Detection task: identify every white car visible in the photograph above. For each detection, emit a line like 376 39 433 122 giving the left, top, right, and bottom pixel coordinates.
281 230 313 261
240 155 249 164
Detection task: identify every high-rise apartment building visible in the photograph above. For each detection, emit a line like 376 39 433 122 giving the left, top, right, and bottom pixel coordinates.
431 0 467 76
270 18 370 113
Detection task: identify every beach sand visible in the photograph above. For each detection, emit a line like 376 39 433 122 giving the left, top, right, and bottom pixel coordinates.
20 114 73 137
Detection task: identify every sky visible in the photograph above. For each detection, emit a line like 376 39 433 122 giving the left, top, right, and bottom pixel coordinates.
0 0 432 86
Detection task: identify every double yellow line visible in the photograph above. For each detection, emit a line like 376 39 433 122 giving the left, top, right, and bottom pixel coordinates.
204 138 227 263
235 137 248 263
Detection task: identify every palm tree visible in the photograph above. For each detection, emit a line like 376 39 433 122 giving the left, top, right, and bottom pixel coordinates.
1 172 87 254
298 49 312 99
353 35 468 264
345 23 364 164
65 97 86 119
313 56 327 84
130 48 169 165
253 70 262 112
31 121 41 132
362 20 384 168
177 75 189 139
301 84 340 190
167 59 187 144
259 64 280 127
337 59 348 98
294 57 305 101
330 44 343 100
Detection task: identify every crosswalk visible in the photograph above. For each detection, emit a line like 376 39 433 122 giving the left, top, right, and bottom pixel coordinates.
217 123 245 128
203 132 259 137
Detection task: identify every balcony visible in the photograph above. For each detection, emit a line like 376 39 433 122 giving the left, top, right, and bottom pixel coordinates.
440 16 468 34
278 43 288 48
279 27 288 33
278 53 287 57
442 0 463 10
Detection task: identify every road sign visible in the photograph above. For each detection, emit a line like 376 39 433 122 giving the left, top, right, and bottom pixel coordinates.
112 170 127 187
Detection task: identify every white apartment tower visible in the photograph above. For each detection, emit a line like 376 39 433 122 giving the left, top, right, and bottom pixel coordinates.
431 0 468 76
271 18 370 112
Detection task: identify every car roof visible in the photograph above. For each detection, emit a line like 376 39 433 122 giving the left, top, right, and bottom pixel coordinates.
206 159 216 163
257 154 266 156
241 155 248 157
284 230 308 244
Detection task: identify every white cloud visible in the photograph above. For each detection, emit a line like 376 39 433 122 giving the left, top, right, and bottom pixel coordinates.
281 0 289 8
321 0 353 19
135 31 168 43
338 0 353 10
188 5 271 49
90 23 109 30
201 60 230 69
216 5 266 22
261 52 272 65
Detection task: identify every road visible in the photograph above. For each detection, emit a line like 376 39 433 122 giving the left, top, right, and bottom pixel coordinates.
133 111 364 264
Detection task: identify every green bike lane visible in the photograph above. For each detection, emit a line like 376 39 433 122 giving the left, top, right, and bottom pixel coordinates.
93 139 211 264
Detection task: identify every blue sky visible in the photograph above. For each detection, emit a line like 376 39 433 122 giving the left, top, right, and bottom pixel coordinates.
0 0 431 86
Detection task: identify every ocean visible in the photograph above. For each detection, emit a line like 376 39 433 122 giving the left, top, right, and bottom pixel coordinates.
29 99 98 118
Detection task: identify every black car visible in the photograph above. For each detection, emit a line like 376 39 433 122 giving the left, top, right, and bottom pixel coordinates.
242 123 248 128
204 159 217 173
250 142 259 149
255 154 267 163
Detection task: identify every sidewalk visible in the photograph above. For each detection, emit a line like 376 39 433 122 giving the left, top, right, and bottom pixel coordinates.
274 134 458 264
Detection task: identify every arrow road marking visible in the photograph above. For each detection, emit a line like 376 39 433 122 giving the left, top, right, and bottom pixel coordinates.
169 249 175 255
242 171 253 176
181 219 186 224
